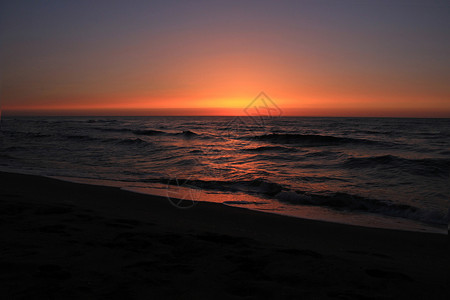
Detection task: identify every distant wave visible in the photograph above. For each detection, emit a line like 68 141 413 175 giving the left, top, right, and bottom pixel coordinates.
4 130 99 141
299 175 349 183
171 158 200 166
304 150 344 159
66 134 190 147
87 119 118 123
62 135 154 147
133 129 198 137
344 155 450 177
176 130 198 137
133 129 167 136
93 125 201 138
242 146 294 152
63 134 98 141
95 127 133 133
189 149 203 154
0 154 17 160
253 133 379 146
115 138 152 146
4 146 28 151
28 133 51 138
2 130 51 138
351 129 396 135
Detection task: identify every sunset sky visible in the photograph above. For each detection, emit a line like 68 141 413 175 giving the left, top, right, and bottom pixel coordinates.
1 0 449 117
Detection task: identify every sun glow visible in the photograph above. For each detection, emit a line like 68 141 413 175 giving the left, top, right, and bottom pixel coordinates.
1 1 449 117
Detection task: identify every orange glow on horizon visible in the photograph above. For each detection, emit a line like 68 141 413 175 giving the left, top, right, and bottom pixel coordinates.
3 93 450 118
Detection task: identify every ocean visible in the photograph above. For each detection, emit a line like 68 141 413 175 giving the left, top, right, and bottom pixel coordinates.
0 116 448 233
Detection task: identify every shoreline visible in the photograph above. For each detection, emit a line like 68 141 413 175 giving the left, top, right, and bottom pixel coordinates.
6 167 446 234
1 171 447 298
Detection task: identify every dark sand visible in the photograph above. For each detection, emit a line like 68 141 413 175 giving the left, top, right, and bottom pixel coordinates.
0 171 447 299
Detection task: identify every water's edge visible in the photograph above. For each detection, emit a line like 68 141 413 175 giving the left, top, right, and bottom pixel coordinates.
45 172 448 235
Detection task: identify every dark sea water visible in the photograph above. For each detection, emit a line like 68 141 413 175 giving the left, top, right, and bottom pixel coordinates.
1 116 448 233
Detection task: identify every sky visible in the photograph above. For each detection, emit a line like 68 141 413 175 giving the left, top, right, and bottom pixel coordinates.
1 0 449 117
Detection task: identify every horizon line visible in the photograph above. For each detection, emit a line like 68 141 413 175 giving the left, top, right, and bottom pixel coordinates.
2 114 449 119
2 107 449 119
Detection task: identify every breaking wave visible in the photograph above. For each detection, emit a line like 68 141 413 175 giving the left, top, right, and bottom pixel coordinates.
157 177 447 226
275 190 447 225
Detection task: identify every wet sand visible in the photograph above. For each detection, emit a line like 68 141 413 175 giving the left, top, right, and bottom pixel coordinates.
0 171 447 299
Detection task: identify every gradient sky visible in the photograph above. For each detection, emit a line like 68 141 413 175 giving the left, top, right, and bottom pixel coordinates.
1 0 449 117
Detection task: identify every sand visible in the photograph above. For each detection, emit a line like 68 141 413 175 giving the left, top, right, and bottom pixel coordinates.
0 171 447 299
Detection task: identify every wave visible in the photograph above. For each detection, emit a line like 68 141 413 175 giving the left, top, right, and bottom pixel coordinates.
133 129 167 136
189 149 203 154
115 138 152 146
133 129 198 137
95 127 133 133
62 134 153 147
156 176 447 225
253 133 379 146
177 130 198 137
4 130 99 141
344 155 450 177
172 158 200 166
28 133 51 138
0 154 17 160
275 191 447 225
152 177 283 196
242 146 294 152
304 150 344 159
298 176 349 183
64 134 98 141
2 130 51 138
87 119 118 123
4 146 28 151
82 126 201 138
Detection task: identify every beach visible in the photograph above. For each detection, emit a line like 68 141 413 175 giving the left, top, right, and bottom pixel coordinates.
0 171 447 299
